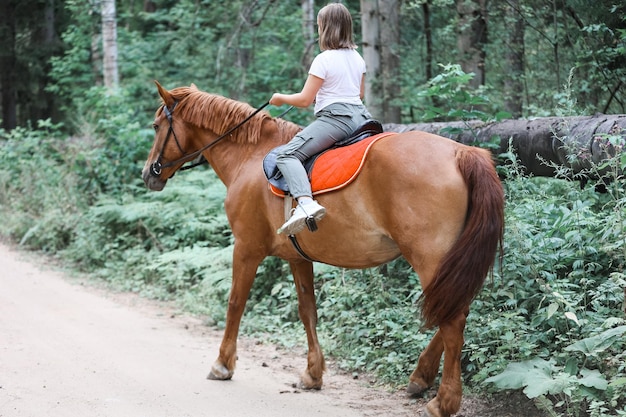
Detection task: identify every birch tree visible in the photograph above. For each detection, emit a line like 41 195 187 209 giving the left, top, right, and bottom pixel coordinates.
101 0 119 89
360 0 382 118
301 0 315 70
360 0 401 123
379 0 401 123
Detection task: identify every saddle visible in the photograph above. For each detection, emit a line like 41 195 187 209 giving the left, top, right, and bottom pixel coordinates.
263 120 391 196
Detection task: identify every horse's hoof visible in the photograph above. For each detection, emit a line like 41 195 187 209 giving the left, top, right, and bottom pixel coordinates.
298 371 323 390
297 380 322 390
407 380 429 397
421 407 434 417
424 397 449 417
207 363 234 380
420 407 435 417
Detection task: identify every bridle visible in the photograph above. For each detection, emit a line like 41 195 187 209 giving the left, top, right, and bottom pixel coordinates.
150 101 181 176
149 100 271 177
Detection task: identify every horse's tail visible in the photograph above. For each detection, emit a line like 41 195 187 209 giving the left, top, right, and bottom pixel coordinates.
421 146 505 328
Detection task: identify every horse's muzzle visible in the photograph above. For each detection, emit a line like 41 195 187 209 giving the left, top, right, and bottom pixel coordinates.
142 166 167 191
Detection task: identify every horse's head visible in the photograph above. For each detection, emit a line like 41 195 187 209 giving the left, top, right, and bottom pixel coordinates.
142 82 292 192
142 81 199 191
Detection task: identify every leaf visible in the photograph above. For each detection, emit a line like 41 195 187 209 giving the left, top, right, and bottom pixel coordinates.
609 377 626 388
485 361 604 399
578 368 608 391
564 311 580 325
564 357 579 376
523 372 570 398
565 326 626 356
485 364 529 389
270 282 283 296
547 302 559 319
485 358 553 390
495 111 512 121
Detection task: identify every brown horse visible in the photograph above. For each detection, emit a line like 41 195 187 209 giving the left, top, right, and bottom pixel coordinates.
142 82 504 417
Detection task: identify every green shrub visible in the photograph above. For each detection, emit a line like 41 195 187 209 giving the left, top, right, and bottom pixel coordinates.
478 144 626 416
0 120 86 251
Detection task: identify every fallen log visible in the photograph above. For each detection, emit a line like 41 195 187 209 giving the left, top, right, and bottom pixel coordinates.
383 114 626 179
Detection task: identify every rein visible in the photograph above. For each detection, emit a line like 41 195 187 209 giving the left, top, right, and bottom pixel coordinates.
150 100 272 177
177 104 296 172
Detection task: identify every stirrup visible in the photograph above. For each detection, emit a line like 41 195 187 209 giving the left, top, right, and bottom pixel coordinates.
305 216 319 232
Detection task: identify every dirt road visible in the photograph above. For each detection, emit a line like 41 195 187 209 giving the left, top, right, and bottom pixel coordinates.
0 243 432 417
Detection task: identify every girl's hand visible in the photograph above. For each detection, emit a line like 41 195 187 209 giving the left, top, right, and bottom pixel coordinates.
270 75 322 108
270 93 284 106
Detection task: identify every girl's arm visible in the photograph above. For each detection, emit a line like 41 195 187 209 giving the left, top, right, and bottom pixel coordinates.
270 74 324 108
360 73 365 100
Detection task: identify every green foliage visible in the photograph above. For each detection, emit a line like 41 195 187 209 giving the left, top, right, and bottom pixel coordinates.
47 1 100 111
6 0 626 134
486 327 626 416
4 94 143 199
45 0 319 130
485 358 607 399
408 64 507 123
416 64 488 120
565 326 626 359
403 64 511 153
73 87 156 192
471 147 626 415
0 120 85 251
314 265 430 380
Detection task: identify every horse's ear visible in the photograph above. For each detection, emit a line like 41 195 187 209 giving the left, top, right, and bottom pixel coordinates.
190 83 198 91
154 80 175 108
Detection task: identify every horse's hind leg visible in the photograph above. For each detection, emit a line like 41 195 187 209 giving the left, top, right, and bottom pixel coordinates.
289 260 325 389
408 330 443 396
424 311 468 417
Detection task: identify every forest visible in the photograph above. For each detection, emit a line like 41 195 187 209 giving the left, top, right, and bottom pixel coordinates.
0 1 625 416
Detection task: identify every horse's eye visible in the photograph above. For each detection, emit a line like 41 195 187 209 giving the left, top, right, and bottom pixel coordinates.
152 123 159 131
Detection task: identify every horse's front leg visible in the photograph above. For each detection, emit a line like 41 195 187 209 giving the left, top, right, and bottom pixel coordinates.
424 311 468 417
289 260 325 389
207 248 261 381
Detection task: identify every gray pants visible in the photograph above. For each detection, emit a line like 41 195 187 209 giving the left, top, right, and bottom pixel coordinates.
276 102 372 199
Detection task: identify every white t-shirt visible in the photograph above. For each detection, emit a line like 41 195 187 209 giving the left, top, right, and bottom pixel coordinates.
309 49 365 114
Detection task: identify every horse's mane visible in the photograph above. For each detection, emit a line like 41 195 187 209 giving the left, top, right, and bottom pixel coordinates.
161 86 299 144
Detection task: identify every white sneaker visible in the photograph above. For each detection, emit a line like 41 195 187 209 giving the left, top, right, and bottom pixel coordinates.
277 200 326 235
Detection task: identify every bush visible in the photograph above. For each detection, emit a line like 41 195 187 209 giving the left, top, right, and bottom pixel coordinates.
478 147 626 416
0 120 86 251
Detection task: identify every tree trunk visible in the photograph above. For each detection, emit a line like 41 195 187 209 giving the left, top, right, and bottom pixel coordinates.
360 0 382 119
301 0 315 71
378 0 401 123
0 0 17 130
36 0 58 122
101 0 119 90
360 0 401 122
504 0 525 118
422 0 433 82
384 114 626 179
144 0 156 13
456 0 487 88
92 33 103 87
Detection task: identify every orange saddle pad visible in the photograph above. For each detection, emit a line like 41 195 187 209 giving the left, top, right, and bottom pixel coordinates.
268 132 396 197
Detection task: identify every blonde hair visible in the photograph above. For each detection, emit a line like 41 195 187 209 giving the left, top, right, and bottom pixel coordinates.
317 3 356 51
